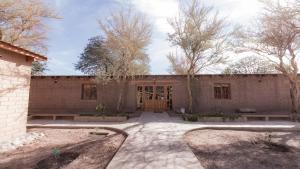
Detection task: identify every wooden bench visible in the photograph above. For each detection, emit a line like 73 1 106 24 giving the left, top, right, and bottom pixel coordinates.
28 114 79 120
241 114 291 121
237 108 257 114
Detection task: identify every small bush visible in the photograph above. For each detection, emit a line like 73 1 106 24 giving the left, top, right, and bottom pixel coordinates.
52 148 61 159
95 104 105 116
183 114 198 122
198 113 240 121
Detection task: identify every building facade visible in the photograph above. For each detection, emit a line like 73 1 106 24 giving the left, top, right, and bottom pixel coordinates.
0 41 47 143
29 74 291 115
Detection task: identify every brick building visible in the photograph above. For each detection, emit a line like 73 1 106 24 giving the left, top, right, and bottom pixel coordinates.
29 74 291 115
0 41 47 143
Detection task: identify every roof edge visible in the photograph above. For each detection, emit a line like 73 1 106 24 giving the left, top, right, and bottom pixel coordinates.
0 41 47 61
31 74 284 79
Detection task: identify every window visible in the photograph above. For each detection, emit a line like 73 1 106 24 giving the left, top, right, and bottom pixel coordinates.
81 84 97 100
155 86 165 100
214 83 231 99
137 86 143 109
144 86 153 100
167 86 173 110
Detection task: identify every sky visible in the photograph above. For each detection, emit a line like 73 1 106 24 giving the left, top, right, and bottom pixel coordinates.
44 0 263 75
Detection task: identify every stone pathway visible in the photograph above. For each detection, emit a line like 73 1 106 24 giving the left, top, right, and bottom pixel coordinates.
28 112 300 169
107 112 203 169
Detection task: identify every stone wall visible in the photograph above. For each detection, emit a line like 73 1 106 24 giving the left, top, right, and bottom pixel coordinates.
0 49 32 143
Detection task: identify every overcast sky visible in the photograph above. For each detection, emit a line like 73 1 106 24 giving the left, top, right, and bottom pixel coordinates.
44 0 264 75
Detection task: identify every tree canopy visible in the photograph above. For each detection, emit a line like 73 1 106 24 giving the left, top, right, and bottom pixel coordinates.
31 61 48 75
0 0 59 75
98 7 152 80
97 7 152 112
223 56 277 74
0 0 59 52
234 0 300 118
167 0 232 113
75 36 113 75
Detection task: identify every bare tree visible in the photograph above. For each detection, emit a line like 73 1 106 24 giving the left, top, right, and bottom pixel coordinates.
235 0 300 120
0 0 59 74
167 0 231 113
223 56 277 74
0 0 59 52
98 7 152 112
167 52 189 75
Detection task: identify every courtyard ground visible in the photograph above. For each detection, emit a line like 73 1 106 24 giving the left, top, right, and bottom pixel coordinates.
27 112 300 169
0 128 126 169
185 129 300 169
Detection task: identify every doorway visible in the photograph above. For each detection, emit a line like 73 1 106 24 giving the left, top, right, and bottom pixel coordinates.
137 85 173 112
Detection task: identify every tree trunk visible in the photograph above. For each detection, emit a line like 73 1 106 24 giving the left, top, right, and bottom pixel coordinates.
116 80 126 113
289 80 300 121
187 73 193 113
0 29 2 40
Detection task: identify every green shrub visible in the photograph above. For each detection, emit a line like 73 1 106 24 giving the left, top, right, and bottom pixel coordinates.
226 113 241 121
95 103 105 116
196 113 241 122
183 114 198 122
52 148 61 159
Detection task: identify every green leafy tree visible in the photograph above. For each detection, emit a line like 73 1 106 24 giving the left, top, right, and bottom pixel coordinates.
31 61 48 75
75 36 113 75
76 36 150 76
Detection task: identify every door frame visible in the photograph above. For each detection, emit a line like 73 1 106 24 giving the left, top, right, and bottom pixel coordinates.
136 84 173 111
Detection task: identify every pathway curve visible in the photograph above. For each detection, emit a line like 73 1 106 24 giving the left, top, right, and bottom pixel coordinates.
28 112 299 169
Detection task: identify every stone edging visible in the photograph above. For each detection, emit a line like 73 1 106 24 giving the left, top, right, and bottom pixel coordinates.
27 125 128 169
185 126 300 133
27 125 128 137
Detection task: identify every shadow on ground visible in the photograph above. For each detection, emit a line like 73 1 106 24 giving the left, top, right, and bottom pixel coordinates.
185 130 300 169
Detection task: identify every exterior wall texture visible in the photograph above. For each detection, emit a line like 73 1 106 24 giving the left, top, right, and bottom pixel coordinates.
29 74 292 115
0 49 33 143
190 75 290 113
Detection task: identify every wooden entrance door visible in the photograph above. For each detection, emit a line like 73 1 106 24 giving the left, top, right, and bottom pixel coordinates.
137 85 172 112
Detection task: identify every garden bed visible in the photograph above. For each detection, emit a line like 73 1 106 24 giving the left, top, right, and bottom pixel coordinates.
0 128 126 169
74 115 128 122
182 113 242 122
185 129 300 169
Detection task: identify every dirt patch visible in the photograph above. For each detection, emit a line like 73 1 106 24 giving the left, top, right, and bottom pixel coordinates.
185 129 300 169
0 128 126 169
35 152 79 169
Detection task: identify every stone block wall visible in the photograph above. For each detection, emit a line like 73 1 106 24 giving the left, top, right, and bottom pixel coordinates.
0 49 32 143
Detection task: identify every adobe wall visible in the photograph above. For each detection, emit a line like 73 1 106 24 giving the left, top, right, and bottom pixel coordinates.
29 74 292 115
0 49 33 143
29 77 136 114
190 75 290 113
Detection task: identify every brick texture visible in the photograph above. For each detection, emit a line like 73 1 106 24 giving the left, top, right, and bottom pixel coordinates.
0 49 32 143
29 75 292 115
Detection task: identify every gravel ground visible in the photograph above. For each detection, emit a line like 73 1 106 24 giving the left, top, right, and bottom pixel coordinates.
185 129 300 169
0 132 44 153
0 128 126 169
